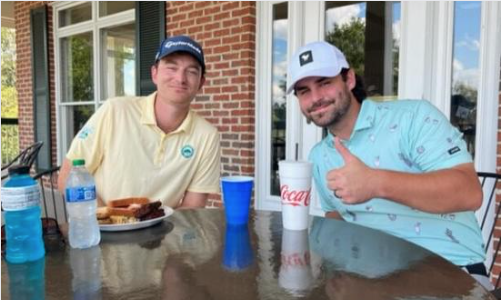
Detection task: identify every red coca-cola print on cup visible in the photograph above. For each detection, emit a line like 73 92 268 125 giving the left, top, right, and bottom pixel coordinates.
280 184 311 207
278 160 313 230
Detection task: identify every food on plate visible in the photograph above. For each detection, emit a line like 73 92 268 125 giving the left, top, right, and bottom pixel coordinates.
96 206 110 219
107 197 150 208
96 198 165 225
109 215 138 224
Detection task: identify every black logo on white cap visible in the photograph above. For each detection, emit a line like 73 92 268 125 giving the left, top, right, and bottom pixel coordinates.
299 50 313 66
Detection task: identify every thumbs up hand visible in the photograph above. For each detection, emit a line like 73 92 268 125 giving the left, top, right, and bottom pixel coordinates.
326 137 377 204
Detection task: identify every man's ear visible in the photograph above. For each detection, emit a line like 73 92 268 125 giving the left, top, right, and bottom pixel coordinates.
198 76 206 91
151 64 158 86
346 69 356 90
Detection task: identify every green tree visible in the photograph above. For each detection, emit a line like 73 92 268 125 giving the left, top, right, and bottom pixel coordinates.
452 82 477 104
1 27 19 164
392 39 399 95
1 27 17 118
70 35 93 101
325 18 365 77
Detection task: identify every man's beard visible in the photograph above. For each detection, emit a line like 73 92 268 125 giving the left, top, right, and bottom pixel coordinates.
305 88 351 128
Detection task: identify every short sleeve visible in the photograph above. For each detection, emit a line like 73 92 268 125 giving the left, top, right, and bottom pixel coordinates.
405 101 472 172
66 102 112 174
186 131 221 194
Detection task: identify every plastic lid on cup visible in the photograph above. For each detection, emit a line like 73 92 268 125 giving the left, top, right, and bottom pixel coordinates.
72 159 85 166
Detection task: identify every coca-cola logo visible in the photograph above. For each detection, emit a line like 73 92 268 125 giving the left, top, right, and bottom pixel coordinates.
281 251 311 269
280 185 311 207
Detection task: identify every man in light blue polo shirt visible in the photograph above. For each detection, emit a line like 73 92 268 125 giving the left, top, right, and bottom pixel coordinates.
286 41 486 278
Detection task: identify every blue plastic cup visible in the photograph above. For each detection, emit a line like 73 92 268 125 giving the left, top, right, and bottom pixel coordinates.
221 176 254 225
223 224 254 271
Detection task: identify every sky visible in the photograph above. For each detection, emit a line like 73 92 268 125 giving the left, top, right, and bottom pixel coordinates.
271 1 481 103
452 1 481 90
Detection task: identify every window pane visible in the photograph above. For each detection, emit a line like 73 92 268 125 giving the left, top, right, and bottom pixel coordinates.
450 2 481 158
99 2 135 17
60 32 94 103
59 3 92 27
324 1 400 100
100 23 136 100
270 2 288 196
63 105 95 148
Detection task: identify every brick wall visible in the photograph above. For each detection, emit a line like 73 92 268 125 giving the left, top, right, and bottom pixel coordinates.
14 1 57 168
166 1 256 207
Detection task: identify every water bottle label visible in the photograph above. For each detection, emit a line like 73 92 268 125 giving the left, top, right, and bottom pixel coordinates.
1 185 40 211
66 187 96 203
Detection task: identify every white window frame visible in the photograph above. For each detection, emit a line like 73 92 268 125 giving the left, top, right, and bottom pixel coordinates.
52 1 135 164
256 2 323 214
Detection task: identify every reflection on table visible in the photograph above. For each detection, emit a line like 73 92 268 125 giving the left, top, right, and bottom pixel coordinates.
1 208 495 300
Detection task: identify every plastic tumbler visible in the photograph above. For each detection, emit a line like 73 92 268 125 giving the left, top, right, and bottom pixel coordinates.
222 224 254 271
221 176 254 225
278 161 313 230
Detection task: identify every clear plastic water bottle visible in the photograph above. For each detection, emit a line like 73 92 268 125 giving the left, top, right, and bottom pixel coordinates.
1 165 45 263
65 159 101 249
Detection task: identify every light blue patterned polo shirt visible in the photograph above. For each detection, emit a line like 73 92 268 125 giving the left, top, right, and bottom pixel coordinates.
309 99 485 266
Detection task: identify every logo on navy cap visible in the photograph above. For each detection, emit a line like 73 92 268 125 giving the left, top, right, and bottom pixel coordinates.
164 41 202 54
299 50 313 66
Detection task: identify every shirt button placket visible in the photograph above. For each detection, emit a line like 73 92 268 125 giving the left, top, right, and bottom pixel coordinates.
155 135 167 167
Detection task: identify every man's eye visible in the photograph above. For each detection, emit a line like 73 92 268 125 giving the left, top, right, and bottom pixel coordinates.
297 90 309 96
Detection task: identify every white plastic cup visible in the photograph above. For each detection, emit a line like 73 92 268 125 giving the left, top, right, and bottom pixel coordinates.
279 229 313 296
278 160 312 230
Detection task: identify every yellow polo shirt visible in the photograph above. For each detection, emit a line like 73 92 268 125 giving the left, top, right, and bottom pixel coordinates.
67 92 221 207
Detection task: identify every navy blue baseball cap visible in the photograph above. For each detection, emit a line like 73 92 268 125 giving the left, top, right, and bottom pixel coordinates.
155 35 206 74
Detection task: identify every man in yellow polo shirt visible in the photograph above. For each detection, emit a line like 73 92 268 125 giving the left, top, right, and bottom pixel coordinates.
58 35 221 209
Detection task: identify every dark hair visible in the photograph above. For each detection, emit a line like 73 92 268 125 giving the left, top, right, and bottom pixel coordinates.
340 68 367 103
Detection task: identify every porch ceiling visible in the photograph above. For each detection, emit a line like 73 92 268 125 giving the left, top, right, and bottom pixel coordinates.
1 1 14 28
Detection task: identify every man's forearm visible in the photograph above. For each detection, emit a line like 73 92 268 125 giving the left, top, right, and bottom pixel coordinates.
373 163 482 213
176 192 208 209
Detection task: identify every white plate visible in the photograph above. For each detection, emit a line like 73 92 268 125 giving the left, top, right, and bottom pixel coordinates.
99 206 174 232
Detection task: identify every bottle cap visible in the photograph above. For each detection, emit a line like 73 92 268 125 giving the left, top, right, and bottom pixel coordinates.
7 165 30 176
72 159 85 166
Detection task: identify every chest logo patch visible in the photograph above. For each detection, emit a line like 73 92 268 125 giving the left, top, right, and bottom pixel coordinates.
78 126 93 140
181 145 194 159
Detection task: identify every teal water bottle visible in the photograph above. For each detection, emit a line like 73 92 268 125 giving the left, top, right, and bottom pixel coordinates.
1 165 45 263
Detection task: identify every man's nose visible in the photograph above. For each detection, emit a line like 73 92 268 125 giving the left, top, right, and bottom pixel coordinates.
310 88 324 104
174 69 187 83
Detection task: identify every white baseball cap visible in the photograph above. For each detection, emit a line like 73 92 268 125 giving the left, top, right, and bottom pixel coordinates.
286 41 349 94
